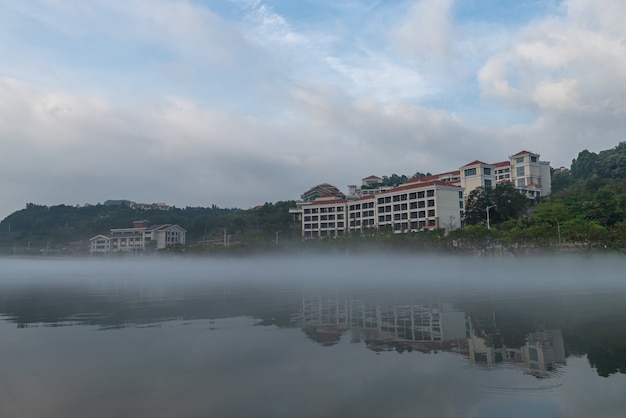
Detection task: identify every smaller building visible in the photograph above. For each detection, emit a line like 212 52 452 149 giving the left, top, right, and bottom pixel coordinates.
90 220 186 253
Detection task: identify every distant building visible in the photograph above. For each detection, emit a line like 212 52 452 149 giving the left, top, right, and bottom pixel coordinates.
300 183 346 202
130 202 170 210
89 220 186 253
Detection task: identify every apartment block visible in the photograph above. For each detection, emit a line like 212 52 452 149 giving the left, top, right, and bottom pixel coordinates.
301 180 464 238
297 150 551 238
90 220 186 253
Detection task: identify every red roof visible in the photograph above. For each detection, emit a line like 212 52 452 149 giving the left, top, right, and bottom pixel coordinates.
493 161 510 167
305 199 347 206
356 195 376 201
362 175 381 180
461 160 489 167
379 180 461 195
511 150 534 157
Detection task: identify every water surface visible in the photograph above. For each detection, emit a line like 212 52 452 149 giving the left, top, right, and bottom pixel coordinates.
1 256 625 418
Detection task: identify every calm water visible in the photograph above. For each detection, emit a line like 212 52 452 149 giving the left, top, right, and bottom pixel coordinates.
1 256 626 418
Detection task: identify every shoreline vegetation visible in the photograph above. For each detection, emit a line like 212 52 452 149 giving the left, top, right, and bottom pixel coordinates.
2 142 626 257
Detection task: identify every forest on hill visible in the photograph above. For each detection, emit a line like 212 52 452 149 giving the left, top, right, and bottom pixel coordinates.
1 142 625 255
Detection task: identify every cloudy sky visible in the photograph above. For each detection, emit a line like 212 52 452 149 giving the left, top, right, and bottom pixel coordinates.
1 0 625 219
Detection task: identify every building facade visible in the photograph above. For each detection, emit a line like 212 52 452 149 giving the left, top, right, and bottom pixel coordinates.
90 220 186 253
295 150 551 238
301 181 464 238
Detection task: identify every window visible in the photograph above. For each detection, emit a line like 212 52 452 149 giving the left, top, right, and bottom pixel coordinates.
337 214 344 220
459 201 464 208
320 215 328 221
338 222 344 228
311 208 318 214
483 167 491 175
304 208 311 214
428 220 436 227
531 156 538 162
410 212 418 219
378 198 385 205
337 207 344 212
400 194 408 201
401 213 408 220
321 223 328 228
418 211 426 218
516 156 524 163
464 168 476 176
320 207 327 213
378 215 385 222
311 215 318 221
484 179 492 188
516 166 525 176
458 191 463 199
385 215 392 222
393 195 401 202
385 197 391 203
410 202 418 209
427 200 435 207
418 201 425 208
417 191 425 198
409 192 417 199
394 213 401 220
304 216 311 222
393 204 401 211
427 190 435 197
401 203 407 210
428 210 435 217
517 178 526 187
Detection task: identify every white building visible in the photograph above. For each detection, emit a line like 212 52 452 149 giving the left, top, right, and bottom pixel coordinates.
90 220 186 253
301 180 464 238
295 150 551 238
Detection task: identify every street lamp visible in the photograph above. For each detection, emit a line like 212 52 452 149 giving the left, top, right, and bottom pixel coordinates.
486 205 497 230
275 230 281 244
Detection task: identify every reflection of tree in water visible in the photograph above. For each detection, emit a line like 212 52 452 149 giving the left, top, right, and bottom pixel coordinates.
303 325 346 347
564 327 626 377
458 293 626 378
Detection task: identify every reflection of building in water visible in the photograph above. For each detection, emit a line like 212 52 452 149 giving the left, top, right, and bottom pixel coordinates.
298 292 469 353
468 324 566 378
523 330 566 377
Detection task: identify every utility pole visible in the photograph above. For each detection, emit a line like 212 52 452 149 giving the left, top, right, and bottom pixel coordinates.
486 205 497 230
555 218 561 246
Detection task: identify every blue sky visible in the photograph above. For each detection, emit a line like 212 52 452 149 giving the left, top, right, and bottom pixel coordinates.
1 0 625 218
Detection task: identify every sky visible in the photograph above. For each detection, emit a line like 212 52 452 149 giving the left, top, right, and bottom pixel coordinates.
1 0 626 219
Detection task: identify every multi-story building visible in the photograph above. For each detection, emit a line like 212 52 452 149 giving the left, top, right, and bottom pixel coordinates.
300 180 464 238
295 150 551 238
89 220 186 253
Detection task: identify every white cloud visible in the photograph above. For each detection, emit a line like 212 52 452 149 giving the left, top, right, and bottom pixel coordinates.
388 0 453 65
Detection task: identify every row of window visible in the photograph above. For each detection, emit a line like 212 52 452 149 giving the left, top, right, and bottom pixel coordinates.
349 201 375 210
304 222 346 230
376 189 436 204
303 206 345 214
304 214 345 221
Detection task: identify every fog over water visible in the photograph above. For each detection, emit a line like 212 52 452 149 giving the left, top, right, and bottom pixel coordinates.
1 255 625 418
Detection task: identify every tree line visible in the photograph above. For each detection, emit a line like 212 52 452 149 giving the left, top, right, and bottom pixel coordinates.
2 142 626 255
